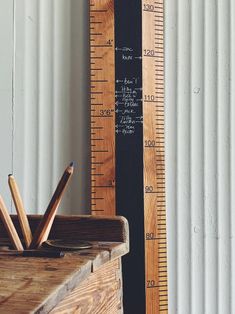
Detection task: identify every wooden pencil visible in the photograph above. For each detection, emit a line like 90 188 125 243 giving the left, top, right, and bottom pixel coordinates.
8 175 33 248
29 162 74 249
0 195 24 251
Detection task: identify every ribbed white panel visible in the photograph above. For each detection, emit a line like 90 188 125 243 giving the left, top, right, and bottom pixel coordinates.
231 1 235 313
176 0 191 312
204 1 218 313
0 0 89 215
217 1 231 313
165 0 234 313
190 1 204 313
0 0 14 210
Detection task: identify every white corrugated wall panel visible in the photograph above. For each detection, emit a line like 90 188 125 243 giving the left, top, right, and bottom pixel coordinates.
165 0 234 313
0 0 234 313
0 0 14 211
12 0 90 215
231 1 235 312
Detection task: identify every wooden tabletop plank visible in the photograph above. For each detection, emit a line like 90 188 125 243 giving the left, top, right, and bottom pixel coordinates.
50 259 121 314
0 241 127 313
0 215 129 313
0 254 91 313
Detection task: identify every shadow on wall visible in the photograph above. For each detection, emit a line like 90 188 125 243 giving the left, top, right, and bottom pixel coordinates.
37 0 90 215
69 0 90 214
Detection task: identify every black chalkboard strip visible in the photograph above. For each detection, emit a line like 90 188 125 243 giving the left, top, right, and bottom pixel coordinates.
115 0 146 312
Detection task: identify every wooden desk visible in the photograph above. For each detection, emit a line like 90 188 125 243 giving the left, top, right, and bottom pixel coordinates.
0 215 129 314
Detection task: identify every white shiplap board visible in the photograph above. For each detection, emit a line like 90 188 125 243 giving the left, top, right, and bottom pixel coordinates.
0 0 234 313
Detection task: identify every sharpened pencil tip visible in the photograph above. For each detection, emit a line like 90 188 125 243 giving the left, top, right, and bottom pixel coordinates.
69 162 74 167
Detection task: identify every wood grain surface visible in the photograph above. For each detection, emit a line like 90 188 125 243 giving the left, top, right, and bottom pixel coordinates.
90 0 116 215
0 215 129 314
142 0 167 312
30 164 74 249
0 215 129 246
51 259 123 314
8 175 33 248
0 196 23 251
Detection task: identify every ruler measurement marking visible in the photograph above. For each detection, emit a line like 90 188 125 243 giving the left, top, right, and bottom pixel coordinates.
90 33 103 36
90 56 103 59
91 197 104 200
90 9 108 12
143 0 167 312
142 1 168 314
90 45 112 48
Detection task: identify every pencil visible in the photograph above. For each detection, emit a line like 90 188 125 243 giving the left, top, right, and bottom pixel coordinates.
8 175 33 248
29 162 74 249
0 195 24 251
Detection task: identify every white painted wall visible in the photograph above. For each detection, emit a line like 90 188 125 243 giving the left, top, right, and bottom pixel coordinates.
0 1 234 313
0 0 90 215
0 0 14 213
165 0 234 313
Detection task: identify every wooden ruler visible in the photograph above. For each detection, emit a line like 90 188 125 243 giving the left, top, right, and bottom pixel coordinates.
142 1 167 312
90 0 167 312
90 0 115 215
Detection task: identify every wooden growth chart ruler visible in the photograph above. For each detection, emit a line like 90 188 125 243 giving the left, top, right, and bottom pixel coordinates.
90 0 167 313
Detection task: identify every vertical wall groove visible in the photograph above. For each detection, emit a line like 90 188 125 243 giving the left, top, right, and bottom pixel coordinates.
52 0 56 192
230 1 235 312
23 0 40 213
11 0 16 177
37 0 54 213
0 0 13 210
230 0 235 313
204 1 219 313
190 0 205 313
177 1 191 313
176 0 191 312
217 1 231 313
11 0 16 213
52 0 72 213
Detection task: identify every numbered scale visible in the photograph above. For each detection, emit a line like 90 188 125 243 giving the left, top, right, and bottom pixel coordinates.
90 0 167 313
